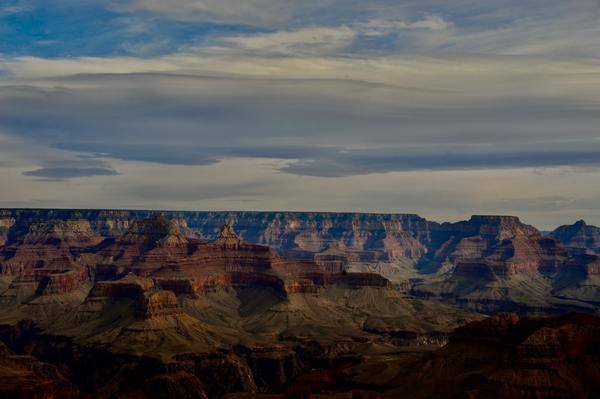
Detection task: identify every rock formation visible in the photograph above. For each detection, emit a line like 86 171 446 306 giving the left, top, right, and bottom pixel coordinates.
0 210 598 398
1 209 599 316
550 219 600 254
382 312 600 399
411 215 599 314
0 220 102 308
0 217 14 247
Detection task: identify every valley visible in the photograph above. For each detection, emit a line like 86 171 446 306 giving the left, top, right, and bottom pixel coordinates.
0 209 598 398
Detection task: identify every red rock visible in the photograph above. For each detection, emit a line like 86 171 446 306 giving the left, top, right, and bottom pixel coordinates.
0 220 102 296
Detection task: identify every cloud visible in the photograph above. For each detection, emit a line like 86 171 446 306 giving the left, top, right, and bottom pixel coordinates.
53 143 221 166
3 0 600 59
115 0 600 58
220 26 357 55
22 159 119 180
359 15 453 37
23 167 119 180
216 15 453 55
0 56 599 179
51 142 600 177
280 148 600 177
122 0 308 26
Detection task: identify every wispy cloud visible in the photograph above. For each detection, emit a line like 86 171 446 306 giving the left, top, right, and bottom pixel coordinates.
216 15 453 55
219 26 357 55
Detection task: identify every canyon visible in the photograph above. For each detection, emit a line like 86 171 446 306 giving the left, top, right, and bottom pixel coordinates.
1 209 598 315
0 208 598 398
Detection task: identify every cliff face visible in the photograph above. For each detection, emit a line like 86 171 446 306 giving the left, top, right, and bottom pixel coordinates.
0 209 433 263
0 220 103 300
89 218 395 302
550 220 600 255
277 312 600 399
403 215 599 314
0 210 562 268
1 209 598 316
0 210 560 269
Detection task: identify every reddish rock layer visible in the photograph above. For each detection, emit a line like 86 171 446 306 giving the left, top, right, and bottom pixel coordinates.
0 220 102 296
90 220 391 301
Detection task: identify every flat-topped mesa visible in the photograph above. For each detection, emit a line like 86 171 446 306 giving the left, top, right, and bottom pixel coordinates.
88 273 154 300
430 215 541 262
427 215 569 279
549 219 600 254
119 215 189 247
79 274 185 321
22 219 103 247
464 215 540 240
97 215 192 277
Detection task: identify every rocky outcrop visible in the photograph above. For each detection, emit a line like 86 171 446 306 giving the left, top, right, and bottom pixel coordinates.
21 219 102 247
428 215 542 262
410 216 600 314
95 215 192 277
0 340 79 399
138 290 183 318
0 217 15 247
550 220 600 254
409 312 600 399
0 220 103 299
291 313 600 399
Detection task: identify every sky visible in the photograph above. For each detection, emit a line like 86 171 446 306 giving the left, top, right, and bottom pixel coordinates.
1 0 600 229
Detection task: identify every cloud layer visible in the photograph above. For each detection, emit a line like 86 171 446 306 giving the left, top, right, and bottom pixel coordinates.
1 0 600 228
